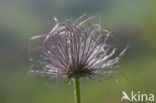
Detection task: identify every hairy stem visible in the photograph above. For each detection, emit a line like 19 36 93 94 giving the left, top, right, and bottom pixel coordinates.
74 78 81 103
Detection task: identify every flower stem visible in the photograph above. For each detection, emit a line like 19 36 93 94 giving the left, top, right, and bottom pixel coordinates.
74 78 81 103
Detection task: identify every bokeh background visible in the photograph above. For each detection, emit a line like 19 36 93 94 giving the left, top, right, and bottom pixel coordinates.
0 0 156 103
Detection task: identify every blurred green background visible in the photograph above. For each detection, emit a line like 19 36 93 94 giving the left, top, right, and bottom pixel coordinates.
0 0 156 103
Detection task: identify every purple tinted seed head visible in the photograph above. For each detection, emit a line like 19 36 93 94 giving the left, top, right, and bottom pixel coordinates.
26 14 129 82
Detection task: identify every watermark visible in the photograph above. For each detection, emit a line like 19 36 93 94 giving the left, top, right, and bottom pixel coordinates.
121 91 154 102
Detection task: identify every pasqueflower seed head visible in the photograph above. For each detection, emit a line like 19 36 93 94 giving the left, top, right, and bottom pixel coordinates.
26 14 129 82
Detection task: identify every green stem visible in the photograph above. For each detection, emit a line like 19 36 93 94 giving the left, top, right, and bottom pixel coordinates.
74 78 81 103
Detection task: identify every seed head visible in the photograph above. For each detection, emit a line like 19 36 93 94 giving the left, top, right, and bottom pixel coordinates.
26 14 128 82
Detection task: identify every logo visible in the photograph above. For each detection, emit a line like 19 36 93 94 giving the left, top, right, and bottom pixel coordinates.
121 91 154 102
